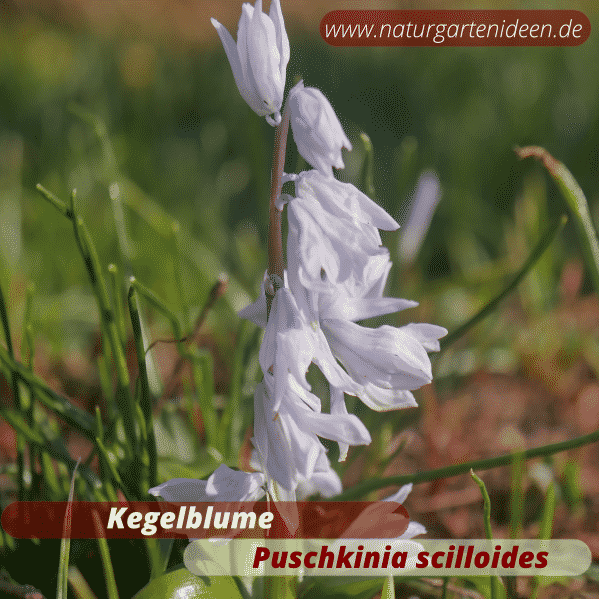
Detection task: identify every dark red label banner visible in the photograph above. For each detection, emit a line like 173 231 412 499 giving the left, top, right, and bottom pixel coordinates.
320 10 590 47
1 501 409 539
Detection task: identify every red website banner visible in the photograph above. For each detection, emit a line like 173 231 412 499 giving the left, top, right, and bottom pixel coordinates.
1 501 409 539
320 10 590 47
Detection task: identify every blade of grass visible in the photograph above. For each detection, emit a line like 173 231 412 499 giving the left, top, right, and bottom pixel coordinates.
538 482 556 541
441 215 567 350
0 278 26 500
108 264 127 347
333 421 599 500
68 566 98 599
218 319 252 459
36 185 135 444
0 346 96 439
127 285 158 489
471 470 503 599
509 453 524 540
381 575 395 599
516 146 599 295
57 458 80 599
92 511 120 599
531 483 557 599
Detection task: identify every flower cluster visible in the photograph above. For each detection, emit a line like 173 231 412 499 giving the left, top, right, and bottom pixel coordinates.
151 0 446 537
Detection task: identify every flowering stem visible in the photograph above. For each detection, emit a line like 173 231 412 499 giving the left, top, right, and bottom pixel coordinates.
266 104 290 316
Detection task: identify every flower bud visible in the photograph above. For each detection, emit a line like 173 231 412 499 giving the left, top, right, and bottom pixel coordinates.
288 80 352 176
211 0 290 126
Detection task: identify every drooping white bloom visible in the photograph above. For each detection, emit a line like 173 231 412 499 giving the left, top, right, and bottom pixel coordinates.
211 0 290 126
288 81 352 176
250 287 371 491
286 170 399 291
252 376 370 492
279 169 448 412
148 464 266 502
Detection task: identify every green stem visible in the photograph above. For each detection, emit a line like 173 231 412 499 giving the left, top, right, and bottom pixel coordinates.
36 184 136 454
441 214 567 349
333 423 599 500
0 279 25 500
470 470 502 599
516 146 599 295
127 286 158 490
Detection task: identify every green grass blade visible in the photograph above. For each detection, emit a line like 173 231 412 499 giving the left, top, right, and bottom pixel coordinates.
471 470 503 599
218 319 252 459
127 286 158 489
381 575 395 599
332 422 599 500
68 565 98 599
92 511 120 599
538 482 556 541
441 214 567 349
57 458 80 599
509 453 524 540
0 346 96 439
516 146 599 295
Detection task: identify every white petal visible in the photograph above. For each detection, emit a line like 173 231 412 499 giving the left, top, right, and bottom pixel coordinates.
205 464 266 501
247 0 284 113
400 323 448 352
358 385 418 412
330 386 349 461
323 320 433 390
238 272 268 327
253 382 298 490
211 17 266 116
268 0 290 80
321 297 418 322
398 521 427 539
289 82 351 176
384 483 413 504
288 396 371 447
148 478 209 502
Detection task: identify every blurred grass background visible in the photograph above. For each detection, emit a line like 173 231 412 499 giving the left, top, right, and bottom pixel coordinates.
0 0 598 350
2 0 599 597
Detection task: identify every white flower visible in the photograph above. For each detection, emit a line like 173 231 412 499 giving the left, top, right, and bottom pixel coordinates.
148 464 266 502
295 450 343 499
252 366 371 491
285 170 400 291
321 319 447 411
211 0 289 126
288 81 352 176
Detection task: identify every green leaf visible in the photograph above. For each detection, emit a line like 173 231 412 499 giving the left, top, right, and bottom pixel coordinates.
516 146 599 295
92 511 120 599
57 459 80 599
381 575 395 599
132 568 244 599
441 214 567 350
538 482 556 541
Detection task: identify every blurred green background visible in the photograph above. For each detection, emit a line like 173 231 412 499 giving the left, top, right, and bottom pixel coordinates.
1 0 598 358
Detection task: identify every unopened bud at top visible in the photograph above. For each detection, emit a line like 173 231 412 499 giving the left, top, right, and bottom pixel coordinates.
288 80 352 176
211 0 290 126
